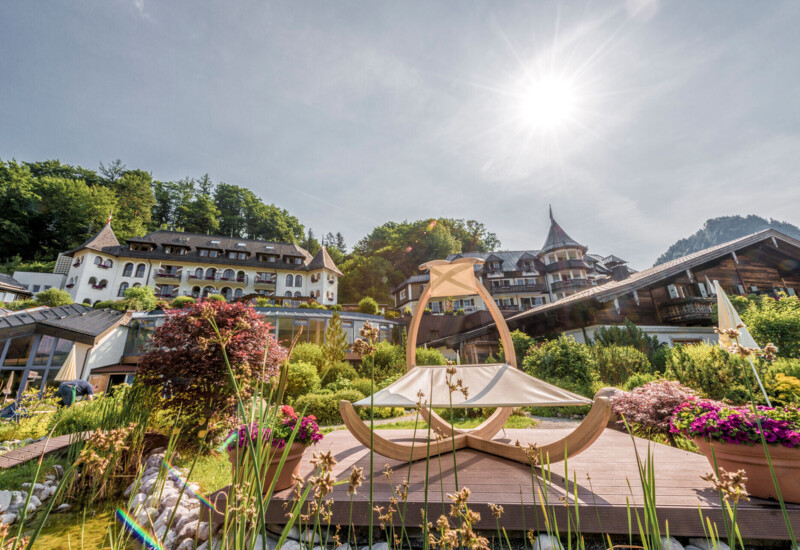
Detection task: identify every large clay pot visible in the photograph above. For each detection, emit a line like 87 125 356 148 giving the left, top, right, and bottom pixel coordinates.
694 437 800 503
228 443 306 493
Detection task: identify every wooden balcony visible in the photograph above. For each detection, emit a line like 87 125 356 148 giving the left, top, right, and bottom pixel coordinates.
659 297 715 324
218 274 248 286
551 278 589 292
544 259 586 272
490 283 546 295
254 277 277 288
154 270 182 282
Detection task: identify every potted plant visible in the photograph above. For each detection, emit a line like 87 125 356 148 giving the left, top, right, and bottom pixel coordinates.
226 405 323 492
671 400 800 502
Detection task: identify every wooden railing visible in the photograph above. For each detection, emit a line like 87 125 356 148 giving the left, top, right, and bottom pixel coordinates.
659 297 714 324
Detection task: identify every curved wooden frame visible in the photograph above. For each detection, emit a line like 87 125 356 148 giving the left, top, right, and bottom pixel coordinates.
340 257 611 465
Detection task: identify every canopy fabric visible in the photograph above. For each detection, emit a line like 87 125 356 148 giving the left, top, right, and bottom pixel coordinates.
54 347 77 381
423 258 483 298
714 281 760 349
353 363 592 408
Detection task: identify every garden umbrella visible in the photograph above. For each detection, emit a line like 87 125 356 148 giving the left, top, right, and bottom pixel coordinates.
54 347 77 382
713 280 771 405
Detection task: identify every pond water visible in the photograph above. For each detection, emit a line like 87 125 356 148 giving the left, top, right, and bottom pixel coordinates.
23 502 123 550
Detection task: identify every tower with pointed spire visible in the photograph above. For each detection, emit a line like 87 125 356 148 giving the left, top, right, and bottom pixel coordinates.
537 207 590 300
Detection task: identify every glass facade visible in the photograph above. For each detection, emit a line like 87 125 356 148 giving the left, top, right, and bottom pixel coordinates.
0 334 74 399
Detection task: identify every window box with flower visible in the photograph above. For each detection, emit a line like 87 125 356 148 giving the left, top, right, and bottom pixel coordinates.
227 405 323 492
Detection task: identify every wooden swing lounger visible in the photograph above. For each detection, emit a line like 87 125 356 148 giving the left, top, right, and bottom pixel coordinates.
339 258 611 466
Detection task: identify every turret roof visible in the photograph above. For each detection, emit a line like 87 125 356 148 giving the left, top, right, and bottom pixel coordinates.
539 207 587 255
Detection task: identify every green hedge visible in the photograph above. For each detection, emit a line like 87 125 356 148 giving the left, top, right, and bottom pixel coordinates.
294 389 365 425
284 361 321 402
290 343 325 371
523 335 598 397
593 345 652 386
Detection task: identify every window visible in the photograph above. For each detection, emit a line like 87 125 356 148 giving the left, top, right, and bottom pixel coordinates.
285 291 292 297
294 275 302 287
205 268 216 280
123 263 134 277
286 274 293 287
94 256 102 265
193 267 204 279
106 259 113 268
98 279 108 289
227 251 247 260
234 288 243 299
164 246 187 255
209 250 219 258
294 291 301 297
118 282 129 297
135 264 146 278
222 269 235 280
221 287 232 300
191 286 200 298
199 249 209 257
32 285 41 293
3 336 34 367
88 277 97 285
400 289 407 300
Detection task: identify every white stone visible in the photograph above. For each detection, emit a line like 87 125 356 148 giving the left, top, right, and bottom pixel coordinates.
44 475 55 481
0 513 16 525
0 490 11 513
688 539 729 550
129 492 147 510
252 534 278 550
661 537 684 550
28 495 41 509
174 508 200 533
532 534 564 550
163 530 178 550
155 525 168 541
25 501 37 514
335 545 354 550
176 538 195 550
57 503 70 512
197 522 210 541
281 542 301 550
161 493 182 509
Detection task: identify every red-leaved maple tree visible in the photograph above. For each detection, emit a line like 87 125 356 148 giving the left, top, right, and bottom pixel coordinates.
138 300 286 438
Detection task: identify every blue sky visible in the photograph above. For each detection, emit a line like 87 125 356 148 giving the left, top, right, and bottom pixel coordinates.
2 1 799 268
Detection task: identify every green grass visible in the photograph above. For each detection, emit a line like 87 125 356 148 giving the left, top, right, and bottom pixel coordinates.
175 452 232 494
0 456 63 491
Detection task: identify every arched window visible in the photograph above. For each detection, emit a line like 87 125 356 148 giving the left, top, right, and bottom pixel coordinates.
133 283 141 288
135 264 146 278
106 259 113 268
94 300 102 306
123 263 134 277
194 267 203 279
294 275 302 287
82 298 91 304
94 257 102 265
88 277 97 285
206 268 216 280
191 286 200 298
294 291 301 298
202 286 215 298
285 291 292 297
285 274 293 287
221 287 232 300
222 269 235 280
118 282 129 297
236 270 246 281
234 288 243 299
99 279 108 289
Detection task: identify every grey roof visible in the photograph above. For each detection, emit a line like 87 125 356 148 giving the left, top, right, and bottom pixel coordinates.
0 304 128 344
65 229 330 273
0 274 32 297
66 223 120 255
539 210 586 255
307 247 343 276
141 306 400 325
449 251 540 272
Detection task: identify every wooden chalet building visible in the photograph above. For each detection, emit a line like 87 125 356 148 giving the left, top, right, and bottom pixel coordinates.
427 229 800 363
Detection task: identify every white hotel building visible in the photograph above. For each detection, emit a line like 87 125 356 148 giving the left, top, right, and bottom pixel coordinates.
61 224 342 306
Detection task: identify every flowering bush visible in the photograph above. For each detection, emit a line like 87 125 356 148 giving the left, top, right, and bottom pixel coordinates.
227 406 323 451
670 400 800 447
611 380 697 444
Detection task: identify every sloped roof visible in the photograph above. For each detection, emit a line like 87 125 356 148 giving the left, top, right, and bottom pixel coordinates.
0 304 129 345
539 210 586 255
307 247 343 276
67 223 120 255
0 274 32 297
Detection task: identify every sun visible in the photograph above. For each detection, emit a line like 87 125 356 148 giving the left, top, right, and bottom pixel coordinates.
517 75 578 131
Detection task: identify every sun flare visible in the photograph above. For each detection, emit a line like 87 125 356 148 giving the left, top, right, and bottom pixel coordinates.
517 75 578 131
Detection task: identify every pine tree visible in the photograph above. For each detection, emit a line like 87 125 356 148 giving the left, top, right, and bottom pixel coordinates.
322 312 348 368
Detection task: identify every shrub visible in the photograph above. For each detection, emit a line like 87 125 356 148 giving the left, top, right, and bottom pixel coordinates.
4 299 36 311
522 335 598 397
294 389 365 425
731 294 800 359
34 287 72 307
358 296 379 315
330 304 343 312
611 380 697 445
123 285 157 311
415 347 446 366
93 300 118 309
205 294 226 302
623 372 660 391
291 342 325 370
384 310 399 320
455 309 465 316
592 319 667 367
298 303 310 309
285 361 321 402
137 301 286 439
171 296 196 309
664 343 766 403
320 361 358 384
365 341 405 381
349 377 374 397
358 404 405 420
487 329 535 365
767 373 800 406
403 307 412 316
423 308 432 314
767 357 800 380
322 312 348 367
593 345 652 386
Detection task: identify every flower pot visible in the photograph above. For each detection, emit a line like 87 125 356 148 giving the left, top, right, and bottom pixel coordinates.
228 442 306 493
694 437 800 503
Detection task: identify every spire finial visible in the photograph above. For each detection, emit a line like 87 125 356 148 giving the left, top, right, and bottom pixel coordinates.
549 204 554 222
107 210 113 226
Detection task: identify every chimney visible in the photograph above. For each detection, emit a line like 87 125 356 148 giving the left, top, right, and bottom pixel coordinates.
612 265 630 281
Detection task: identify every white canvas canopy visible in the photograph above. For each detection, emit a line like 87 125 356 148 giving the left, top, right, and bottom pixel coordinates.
353 363 592 408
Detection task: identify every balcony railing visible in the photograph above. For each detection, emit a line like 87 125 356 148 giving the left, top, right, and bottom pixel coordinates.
659 297 715 324
490 283 546 295
154 270 182 281
544 259 586 272
550 278 589 292
254 276 277 287
155 292 175 299
218 274 249 285
496 304 523 311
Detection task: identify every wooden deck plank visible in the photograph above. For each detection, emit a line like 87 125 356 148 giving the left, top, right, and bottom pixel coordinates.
207 428 800 540
0 432 91 469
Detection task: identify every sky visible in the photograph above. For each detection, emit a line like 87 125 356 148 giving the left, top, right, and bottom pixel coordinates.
2 1 799 269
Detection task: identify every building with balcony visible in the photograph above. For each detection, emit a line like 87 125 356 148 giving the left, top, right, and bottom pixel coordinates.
391 208 631 315
58 224 342 306
427 229 800 363
0 274 33 303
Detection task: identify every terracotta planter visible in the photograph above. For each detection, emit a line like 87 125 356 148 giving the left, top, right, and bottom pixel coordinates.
228 443 306 493
694 437 800 503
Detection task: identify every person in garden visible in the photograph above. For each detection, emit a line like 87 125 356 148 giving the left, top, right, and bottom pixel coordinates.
57 379 96 407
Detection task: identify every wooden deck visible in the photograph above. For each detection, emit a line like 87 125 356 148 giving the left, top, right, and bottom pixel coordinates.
0 433 90 469
208 428 800 540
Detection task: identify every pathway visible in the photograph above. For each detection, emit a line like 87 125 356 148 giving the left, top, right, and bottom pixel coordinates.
0 433 91 469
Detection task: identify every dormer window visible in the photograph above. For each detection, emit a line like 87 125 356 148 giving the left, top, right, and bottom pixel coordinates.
227 251 248 260
491 262 500 270
164 245 187 255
